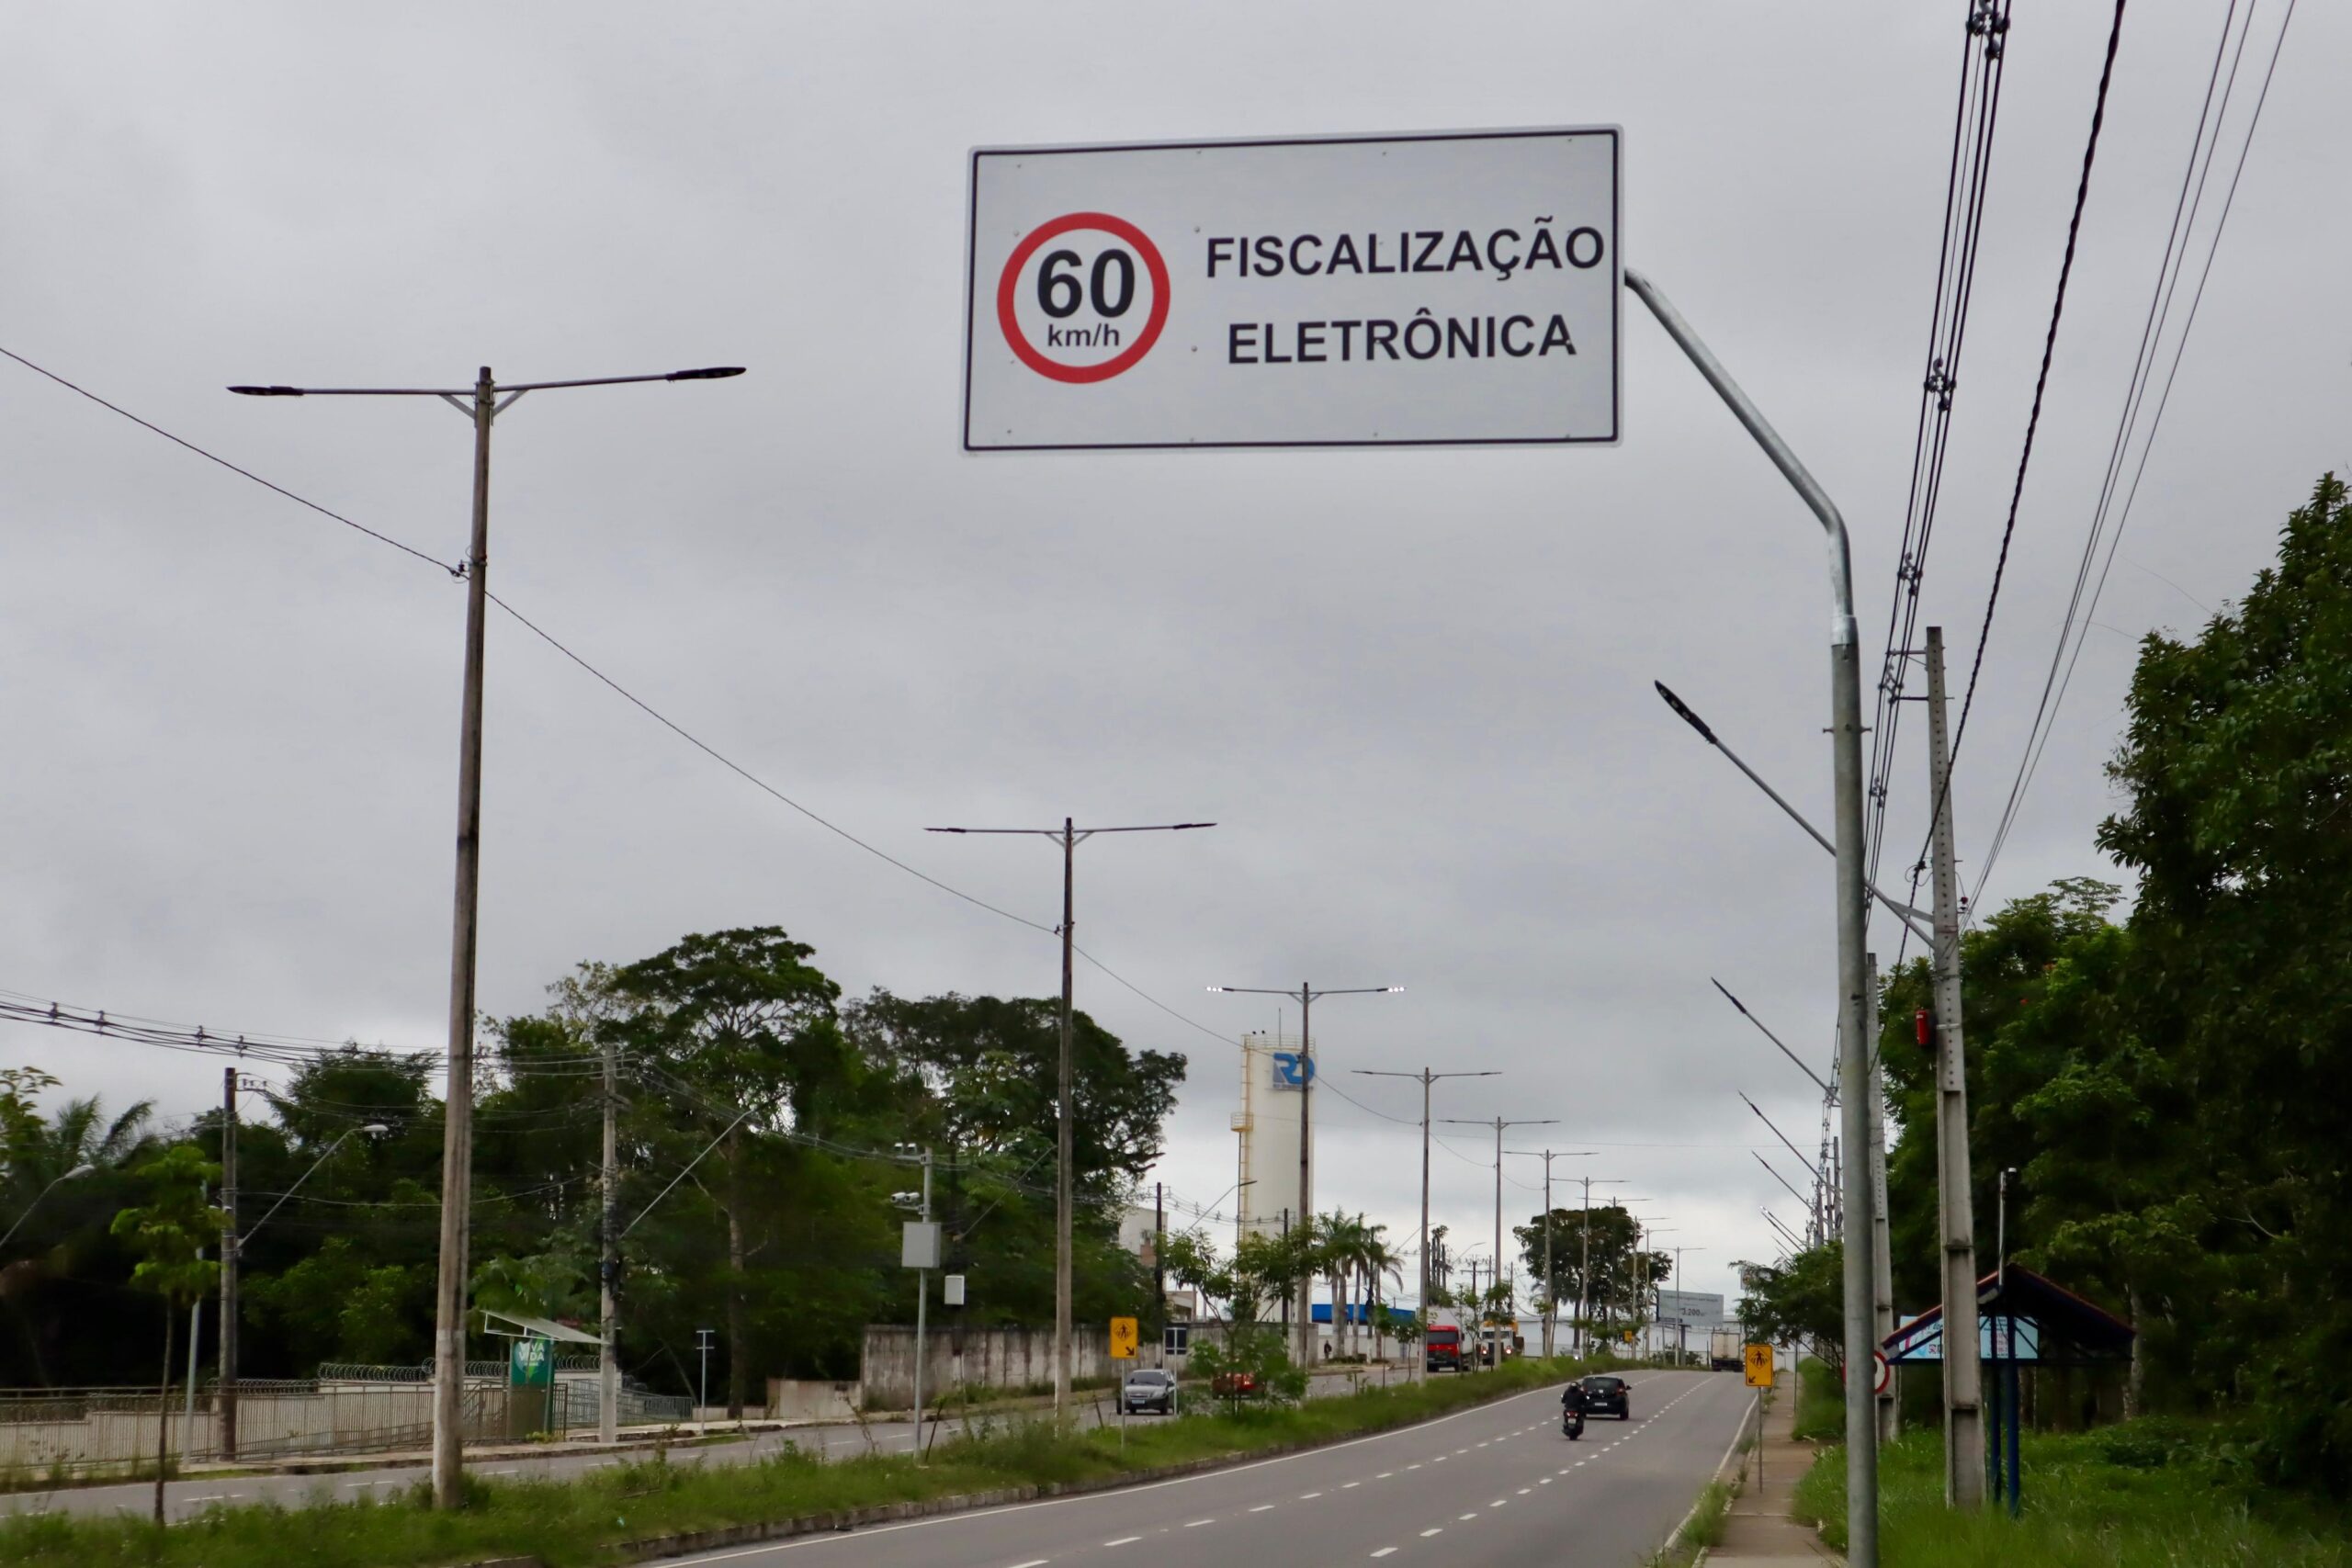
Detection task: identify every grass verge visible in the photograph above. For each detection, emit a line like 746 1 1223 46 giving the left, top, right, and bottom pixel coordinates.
1791 1354 1844 1442
1792 1417 2352 1565
1643 1478 1732 1567
0 1357 1587 1568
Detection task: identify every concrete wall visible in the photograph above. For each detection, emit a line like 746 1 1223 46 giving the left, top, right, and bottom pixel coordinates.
859 1322 1246 1411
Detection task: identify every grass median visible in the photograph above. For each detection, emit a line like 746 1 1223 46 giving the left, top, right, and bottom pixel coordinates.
0 1357 1595 1568
1792 1416 2352 1565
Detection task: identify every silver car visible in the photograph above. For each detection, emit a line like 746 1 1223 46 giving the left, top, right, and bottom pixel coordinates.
1121 1369 1177 1415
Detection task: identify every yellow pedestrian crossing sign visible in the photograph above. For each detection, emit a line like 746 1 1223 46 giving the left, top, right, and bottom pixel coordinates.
1110 1316 1139 1359
1744 1343 1775 1388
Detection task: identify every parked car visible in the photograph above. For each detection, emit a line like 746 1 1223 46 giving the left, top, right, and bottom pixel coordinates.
1210 1370 1260 1398
1122 1369 1176 1415
1581 1373 1631 1420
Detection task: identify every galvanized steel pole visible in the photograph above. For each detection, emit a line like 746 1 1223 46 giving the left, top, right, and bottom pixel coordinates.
1626 270 1880 1566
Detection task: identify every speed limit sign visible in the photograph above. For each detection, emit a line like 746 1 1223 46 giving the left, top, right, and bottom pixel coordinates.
964 128 1621 451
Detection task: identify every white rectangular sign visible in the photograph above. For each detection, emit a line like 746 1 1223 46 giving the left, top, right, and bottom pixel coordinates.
963 127 1620 451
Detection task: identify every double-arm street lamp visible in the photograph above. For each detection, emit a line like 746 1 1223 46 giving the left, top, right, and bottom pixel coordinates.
1207 981 1402 1363
1353 1066 1498 1379
929 818 1214 1420
233 361 745 1507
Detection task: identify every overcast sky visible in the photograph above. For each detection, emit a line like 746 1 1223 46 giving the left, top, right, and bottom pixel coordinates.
4 2 2345 1316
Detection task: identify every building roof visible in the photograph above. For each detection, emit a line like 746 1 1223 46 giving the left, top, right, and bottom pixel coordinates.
1883 1264 2133 1367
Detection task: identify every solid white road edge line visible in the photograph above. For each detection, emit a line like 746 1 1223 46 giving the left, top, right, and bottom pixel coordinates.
1653 1377 1754 1563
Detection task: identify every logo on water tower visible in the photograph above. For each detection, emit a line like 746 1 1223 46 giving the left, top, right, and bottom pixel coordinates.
1270 1052 1316 1089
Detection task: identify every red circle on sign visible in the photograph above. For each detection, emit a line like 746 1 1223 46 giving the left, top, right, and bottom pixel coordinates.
997 212 1171 384
1872 1350 1892 1395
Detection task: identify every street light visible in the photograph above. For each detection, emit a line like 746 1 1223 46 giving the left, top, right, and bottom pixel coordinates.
1504 1148 1596 1359
1628 270 1883 1562
1208 982 1403 1363
1441 1115 1555 1370
1354 1066 1498 1380
928 818 1213 1422
232 360 746 1510
0 1164 95 1251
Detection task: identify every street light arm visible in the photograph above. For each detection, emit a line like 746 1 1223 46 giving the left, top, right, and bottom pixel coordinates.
1711 978 1835 1097
1738 1092 1825 1179
242 1127 382 1246
227 367 746 399
1624 269 1855 644
624 1109 753 1237
1652 682 1933 942
0 1164 96 1252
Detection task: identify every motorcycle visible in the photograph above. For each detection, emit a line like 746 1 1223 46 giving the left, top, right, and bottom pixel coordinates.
1562 1407 1585 1440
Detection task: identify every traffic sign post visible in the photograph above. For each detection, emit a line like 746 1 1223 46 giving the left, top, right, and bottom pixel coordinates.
1110 1317 1138 1450
1744 1343 1776 1389
965 129 1620 450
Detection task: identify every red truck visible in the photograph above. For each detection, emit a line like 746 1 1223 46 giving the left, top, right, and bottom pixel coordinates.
1424 1325 1464 1372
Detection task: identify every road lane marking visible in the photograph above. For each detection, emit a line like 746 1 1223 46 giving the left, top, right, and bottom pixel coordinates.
1539 1478 1552 1485
1372 1550 1397 1559
1458 1512 1478 1520
1104 1537 1141 1547
1377 1472 1393 1478
1185 1519 1214 1528
1421 1529 1443 1538
1010 1561 1050 1567
1488 1499 1506 1507
1342 1481 1361 1489
1250 1505 1275 1513
1406 1463 1422 1470
1299 1492 1322 1499
1517 1487 1531 1495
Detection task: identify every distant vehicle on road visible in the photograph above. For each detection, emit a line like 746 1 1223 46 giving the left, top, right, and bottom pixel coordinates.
1425 1325 1464 1372
1580 1373 1632 1420
1710 1328 1744 1371
1122 1369 1176 1415
1209 1370 1260 1398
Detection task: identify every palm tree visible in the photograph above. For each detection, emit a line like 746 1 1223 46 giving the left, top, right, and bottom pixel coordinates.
1361 1226 1403 1361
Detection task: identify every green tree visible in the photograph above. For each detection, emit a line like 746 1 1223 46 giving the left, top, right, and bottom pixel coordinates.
610 928 846 1417
110 1145 223 1523
1741 1242 1844 1364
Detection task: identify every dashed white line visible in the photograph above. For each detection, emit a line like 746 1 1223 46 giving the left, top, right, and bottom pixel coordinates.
1342 1481 1361 1489
1517 1487 1531 1495
1104 1537 1142 1547
1421 1529 1443 1538
1250 1504 1276 1513
1371 1551 1398 1559
1488 1499 1507 1508
1299 1492 1323 1500
1376 1472 1394 1479
1458 1512 1478 1521
1010 1560 1050 1567
1406 1463 1423 1471
1184 1519 1214 1528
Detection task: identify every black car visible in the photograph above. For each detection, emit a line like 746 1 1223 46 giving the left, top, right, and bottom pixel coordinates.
1580 1374 1631 1420
1122 1369 1176 1415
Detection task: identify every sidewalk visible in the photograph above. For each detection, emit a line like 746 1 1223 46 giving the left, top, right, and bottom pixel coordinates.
1708 1368 1838 1565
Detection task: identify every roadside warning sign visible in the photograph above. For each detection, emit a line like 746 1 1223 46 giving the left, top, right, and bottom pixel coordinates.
1744 1343 1775 1389
1110 1316 1139 1359
964 127 1621 451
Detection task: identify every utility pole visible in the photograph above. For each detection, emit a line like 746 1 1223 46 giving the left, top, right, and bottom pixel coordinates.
913 1148 933 1458
1354 1066 1498 1380
599 1022 621 1445
1867 952 1897 1441
1210 982 1403 1363
1926 626 1985 1503
1505 1148 1594 1359
1627 270 1880 1565
1153 1179 1166 1349
1574 1179 1631 1353
929 819 1213 1422
232 360 745 1508
1445 1115 1555 1367
218 1068 238 1461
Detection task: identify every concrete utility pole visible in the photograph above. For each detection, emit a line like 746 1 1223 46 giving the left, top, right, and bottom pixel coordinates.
1211 982 1403 1363
218 1068 238 1460
1353 1066 1498 1379
1506 1147 1593 1359
1926 626 1985 1503
1627 270 1881 1566
232 360 745 1507
599 1022 621 1445
929 819 1212 1422
1446 1114 1555 1365
1867 952 1898 1441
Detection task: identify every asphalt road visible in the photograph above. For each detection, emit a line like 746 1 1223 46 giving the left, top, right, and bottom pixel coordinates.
659 1371 1748 1568
4 1369 1747 1555
3 1363 1411 1523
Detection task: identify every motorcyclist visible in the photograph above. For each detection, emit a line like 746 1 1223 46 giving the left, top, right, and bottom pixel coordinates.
1561 1377 1589 1438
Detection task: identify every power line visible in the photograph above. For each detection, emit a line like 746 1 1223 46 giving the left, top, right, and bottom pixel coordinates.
1971 0 2295 912
0 346 460 576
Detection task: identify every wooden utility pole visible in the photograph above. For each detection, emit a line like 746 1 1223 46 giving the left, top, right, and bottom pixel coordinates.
1926 626 1984 1504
